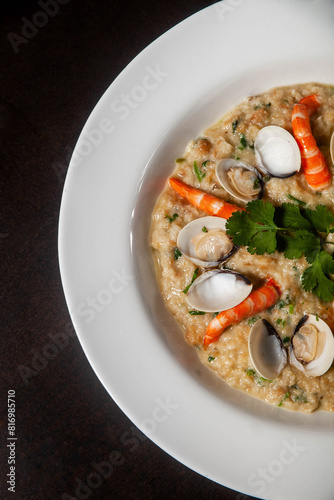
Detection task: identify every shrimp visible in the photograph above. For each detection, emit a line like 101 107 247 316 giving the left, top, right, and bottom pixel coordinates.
292 94 331 191
203 278 281 346
169 177 245 219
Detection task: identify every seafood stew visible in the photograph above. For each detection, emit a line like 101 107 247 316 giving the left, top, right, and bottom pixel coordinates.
150 83 334 413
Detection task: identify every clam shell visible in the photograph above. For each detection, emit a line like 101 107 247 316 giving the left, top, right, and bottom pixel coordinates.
289 314 334 377
330 131 334 165
248 319 287 380
215 159 263 203
186 269 252 313
177 216 237 268
255 125 301 178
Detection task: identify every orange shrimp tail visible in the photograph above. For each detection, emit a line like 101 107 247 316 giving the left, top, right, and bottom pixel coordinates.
203 278 281 346
168 177 245 219
292 95 331 191
299 94 321 113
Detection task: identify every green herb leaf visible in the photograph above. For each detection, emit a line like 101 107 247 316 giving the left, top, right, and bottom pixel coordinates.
202 226 208 233
165 213 178 223
189 310 205 315
277 203 311 231
278 392 290 407
282 230 320 260
240 133 247 149
226 200 278 255
232 120 239 134
208 355 215 362
248 316 261 326
304 205 334 234
276 318 285 328
193 161 206 182
286 194 307 206
174 247 182 260
183 268 199 294
226 200 334 302
302 251 334 302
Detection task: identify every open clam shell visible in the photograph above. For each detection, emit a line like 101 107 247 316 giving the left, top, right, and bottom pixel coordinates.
186 269 252 313
255 125 301 178
289 314 334 377
177 216 237 268
215 159 263 203
248 319 287 380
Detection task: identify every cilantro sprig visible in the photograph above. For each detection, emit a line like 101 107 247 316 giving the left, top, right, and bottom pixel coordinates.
226 200 334 302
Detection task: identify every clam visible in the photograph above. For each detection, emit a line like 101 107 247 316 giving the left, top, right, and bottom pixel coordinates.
248 319 287 380
177 216 237 268
215 159 263 203
289 314 334 377
330 131 334 165
254 125 301 178
186 269 252 313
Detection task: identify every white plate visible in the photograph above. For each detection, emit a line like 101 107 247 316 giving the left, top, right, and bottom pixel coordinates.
58 1 334 498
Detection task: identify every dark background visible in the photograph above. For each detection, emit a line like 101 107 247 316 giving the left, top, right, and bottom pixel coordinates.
1 1 260 499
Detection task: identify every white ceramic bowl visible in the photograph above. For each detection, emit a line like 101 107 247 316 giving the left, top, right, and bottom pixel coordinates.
59 1 334 498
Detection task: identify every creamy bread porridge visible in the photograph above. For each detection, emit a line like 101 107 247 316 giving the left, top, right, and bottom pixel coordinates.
150 83 334 412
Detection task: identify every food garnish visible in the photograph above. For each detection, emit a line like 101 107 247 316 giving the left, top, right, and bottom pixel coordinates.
165 213 178 223
182 267 199 294
226 200 334 302
193 161 206 182
278 392 290 407
174 247 182 260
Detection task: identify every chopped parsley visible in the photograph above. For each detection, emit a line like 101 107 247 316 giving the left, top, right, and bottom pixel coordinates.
208 355 215 362
174 247 182 260
283 336 290 344
183 268 199 294
165 213 178 223
238 133 247 150
277 299 287 309
226 200 334 302
189 310 205 315
244 368 272 385
248 316 261 326
193 161 206 182
278 392 290 407
276 318 285 328
202 226 208 233
232 119 239 134
286 194 307 206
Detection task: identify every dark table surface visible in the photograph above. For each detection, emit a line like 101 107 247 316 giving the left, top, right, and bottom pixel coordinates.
2 1 260 499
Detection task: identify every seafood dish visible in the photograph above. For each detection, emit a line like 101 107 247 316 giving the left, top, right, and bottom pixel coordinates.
150 83 334 412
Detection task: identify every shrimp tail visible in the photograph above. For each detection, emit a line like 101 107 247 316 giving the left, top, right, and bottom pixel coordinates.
169 177 245 219
203 278 281 346
292 94 331 191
